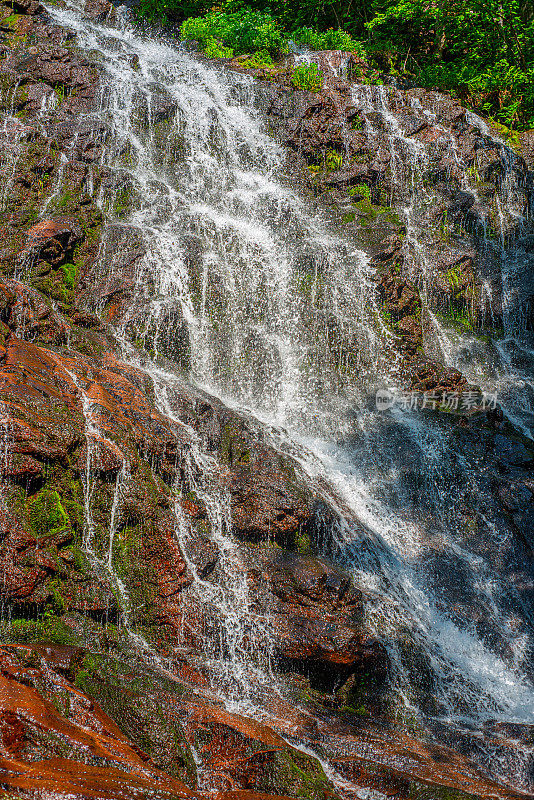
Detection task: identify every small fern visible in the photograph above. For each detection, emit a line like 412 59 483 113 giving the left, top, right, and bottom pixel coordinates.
325 149 343 171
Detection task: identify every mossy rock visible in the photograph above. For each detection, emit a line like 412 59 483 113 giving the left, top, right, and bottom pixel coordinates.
28 489 70 539
74 653 196 784
259 748 341 799
2 614 77 645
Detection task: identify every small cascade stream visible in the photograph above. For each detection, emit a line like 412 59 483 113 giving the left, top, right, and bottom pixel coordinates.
54 358 155 653
17 1 534 792
152 367 276 711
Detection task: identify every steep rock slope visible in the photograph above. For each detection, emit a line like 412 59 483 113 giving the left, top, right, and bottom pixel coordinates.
0 3 533 800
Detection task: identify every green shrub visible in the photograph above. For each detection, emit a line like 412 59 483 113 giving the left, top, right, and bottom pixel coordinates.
235 48 274 67
180 10 287 57
367 0 534 129
325 148 343 170
291 62 324 91
291 26 365 57
204 37 234 58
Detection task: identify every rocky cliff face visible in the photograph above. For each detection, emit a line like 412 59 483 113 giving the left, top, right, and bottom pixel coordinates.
0 3 533 800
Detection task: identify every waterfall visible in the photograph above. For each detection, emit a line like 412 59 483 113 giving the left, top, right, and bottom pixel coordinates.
32 2 534 791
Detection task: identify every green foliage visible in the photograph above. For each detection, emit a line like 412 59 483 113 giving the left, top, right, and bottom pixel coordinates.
447 266 461 289
291 62 324 91
290 26 365 55
221 0 373 39
175 7 366 61
54 83 66 104
325 147 343 170
348 183 371 200
28 489 69 538
180 10 287 57
367 0 534 129
204 36 234 58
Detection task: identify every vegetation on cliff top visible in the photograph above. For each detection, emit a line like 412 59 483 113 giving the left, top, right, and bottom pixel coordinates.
135 0 534 130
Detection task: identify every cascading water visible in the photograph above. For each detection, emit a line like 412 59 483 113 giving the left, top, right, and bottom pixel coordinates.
37 2 534 792
152 367 276 710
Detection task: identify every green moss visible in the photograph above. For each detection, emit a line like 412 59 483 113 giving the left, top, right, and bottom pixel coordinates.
48 578 67 614
3 615 75 645
111 187 132 218
407 783 483 800
64 544 88 572
74 653 195 783
219 422 250 466
50 190 76 211
437 307 475 332
59 262 78 289
2 14 22 26
488 117 521 154
28 489 69 539
296 269 324 305
266 749 340 799
62 497 85 533
347 183 371 201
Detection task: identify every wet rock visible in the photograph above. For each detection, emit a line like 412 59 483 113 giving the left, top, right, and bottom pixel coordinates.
228 440 313 543
25 217 83 265
328 722 528 800
80 223 146 321
18 80 54 111
407 357 469 395
377 270 422 354
30 641 85 674
142 85 179 123
493 434 533 467
447 189 476 216
180 700 342 798
12 0 43 13
247 548 386 686
10 45 98 109
518 234 534 252
323 163 377 188
0 646 200 800
84 0 115 22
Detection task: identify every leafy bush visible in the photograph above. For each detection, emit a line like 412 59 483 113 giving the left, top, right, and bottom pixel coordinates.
367 0 534 129
204 37 234 58
237 49 274 68
180 10 287 57
176 7 366 62
291 62 324 91
291 26 365 57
